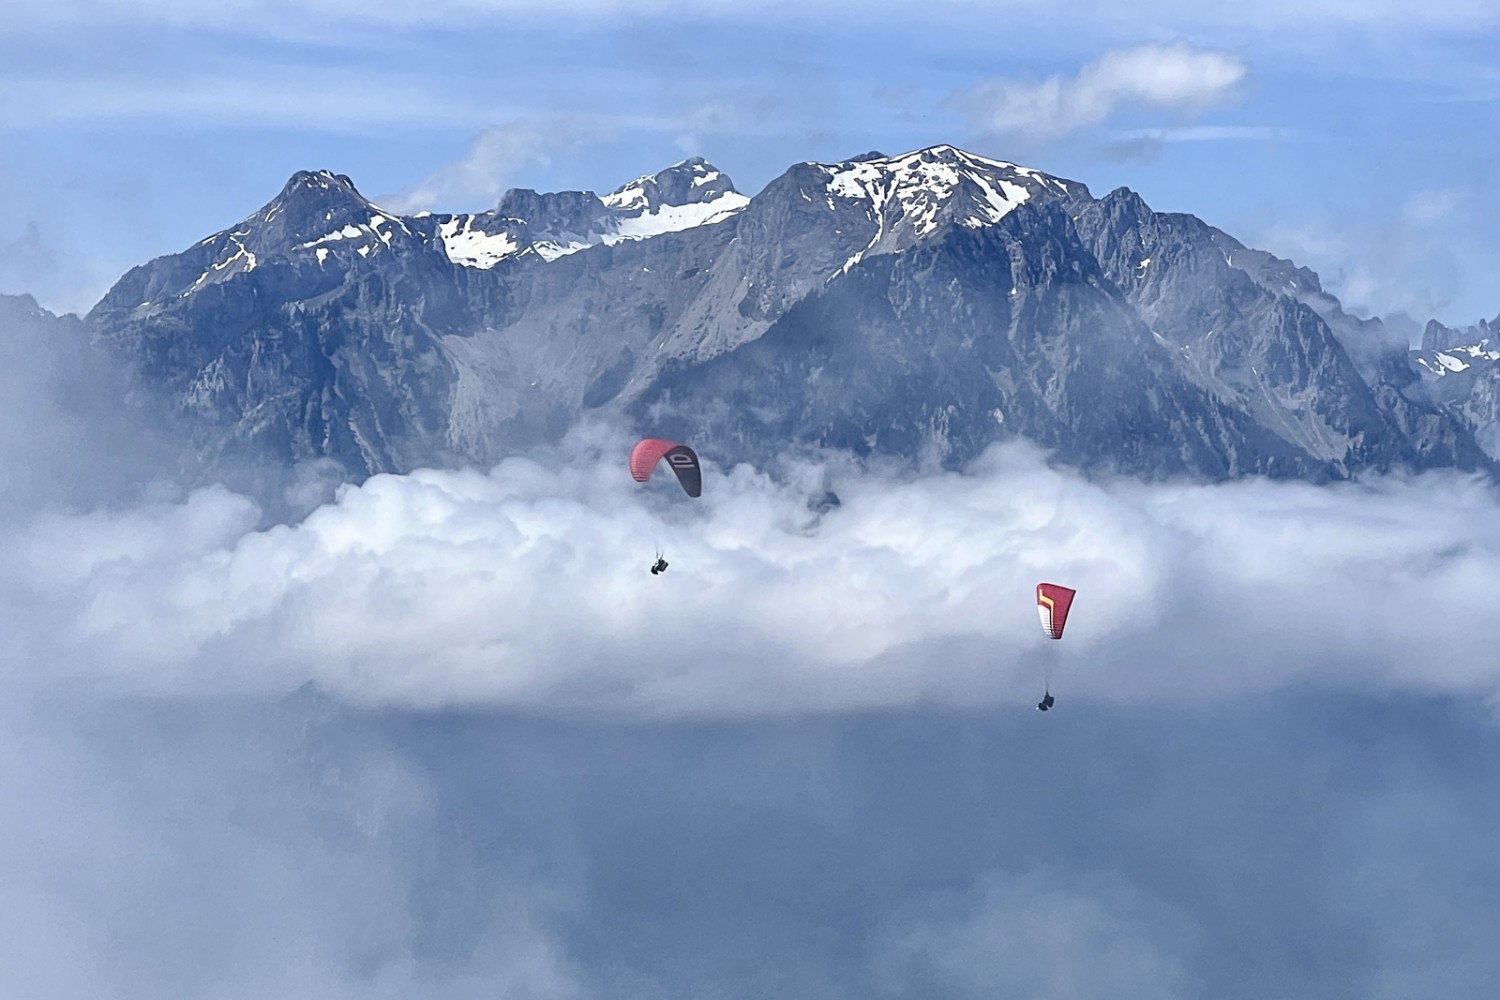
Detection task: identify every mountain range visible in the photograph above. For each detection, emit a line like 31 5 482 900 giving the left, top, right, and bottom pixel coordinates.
11 144 1500 491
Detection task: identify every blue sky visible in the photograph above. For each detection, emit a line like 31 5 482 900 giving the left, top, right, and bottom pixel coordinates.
2 0 1498 327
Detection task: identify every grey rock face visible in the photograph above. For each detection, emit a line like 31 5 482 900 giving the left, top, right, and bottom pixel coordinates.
1422 316 1497 352
1072 189 1488 475
494 189 607 237
80 145 1497 489
88 172 462 477
635 202 1320 480
1411 317 1500 458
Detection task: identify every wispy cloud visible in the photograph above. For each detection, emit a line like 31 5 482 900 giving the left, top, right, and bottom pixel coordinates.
1114 124 1285 143
952 43 1248 147
1402 187 1460 225
0 71 507 130
1102 123 1284 162
1258 216 1468 322
386 98 790 213
12 0 1500 34
385 120 597 214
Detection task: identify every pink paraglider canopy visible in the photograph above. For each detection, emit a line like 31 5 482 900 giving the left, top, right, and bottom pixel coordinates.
630 438 702 498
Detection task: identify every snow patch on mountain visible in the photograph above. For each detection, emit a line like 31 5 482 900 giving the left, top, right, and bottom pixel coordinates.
437 216 521 269
530 237 597 262
434 160 748 269
1416 340 1500 377
812 145 1082 274
299 211 411 259
182 230 257 296
604 191 750 244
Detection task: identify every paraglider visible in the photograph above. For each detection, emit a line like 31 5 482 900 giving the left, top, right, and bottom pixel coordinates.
630 438 702 497
1035 582 1076 711
631 438 701 574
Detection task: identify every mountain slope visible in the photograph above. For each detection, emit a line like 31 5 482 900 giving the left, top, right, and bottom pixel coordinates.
1071 188 1487 475
82 145 1497 486
635 199 1325 478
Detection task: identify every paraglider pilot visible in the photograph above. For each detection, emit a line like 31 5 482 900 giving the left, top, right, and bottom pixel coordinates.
1037 691 1055 712
650 555 669 575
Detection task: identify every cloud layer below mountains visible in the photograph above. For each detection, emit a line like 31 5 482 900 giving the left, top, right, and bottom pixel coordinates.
7 325 1500 997
10 423 1500 717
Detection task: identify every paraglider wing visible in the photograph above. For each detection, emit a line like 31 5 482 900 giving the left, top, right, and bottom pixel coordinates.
1036 583 1076 640
630 438 702 498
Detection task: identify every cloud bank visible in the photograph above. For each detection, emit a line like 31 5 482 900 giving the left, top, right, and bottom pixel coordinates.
11 425 1500 717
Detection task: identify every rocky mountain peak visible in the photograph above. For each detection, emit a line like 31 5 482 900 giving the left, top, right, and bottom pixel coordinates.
861 146 1081 216
1423 316 1495 352
253 170 381 244
494 188 607 236
277 169 364 203
602 157 740 214
775 144 1090 273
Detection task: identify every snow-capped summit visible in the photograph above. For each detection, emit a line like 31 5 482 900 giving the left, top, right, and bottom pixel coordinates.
248 169 420 267
816 145 1082 214
246 170 398 249
89 168 425 319
806 145 1089 272
602 156 742 214
597 157 748 246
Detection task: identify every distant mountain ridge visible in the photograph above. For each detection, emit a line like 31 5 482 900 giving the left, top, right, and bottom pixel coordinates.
70 144 1499 486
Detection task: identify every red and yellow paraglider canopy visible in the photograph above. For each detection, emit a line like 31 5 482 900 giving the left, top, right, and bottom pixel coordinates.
1036 582 1076 640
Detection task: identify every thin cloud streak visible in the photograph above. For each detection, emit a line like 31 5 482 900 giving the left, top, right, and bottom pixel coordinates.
1114 124 1286 142
11 0 1500 33
0 72 514 130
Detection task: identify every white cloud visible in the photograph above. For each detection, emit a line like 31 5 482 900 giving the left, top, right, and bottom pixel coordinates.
953 44 1248 146
385 121 589 214
11 430 1500 718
